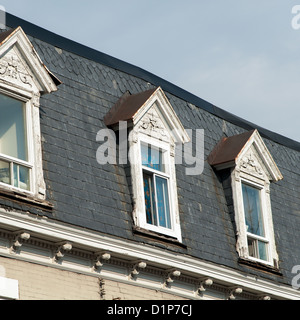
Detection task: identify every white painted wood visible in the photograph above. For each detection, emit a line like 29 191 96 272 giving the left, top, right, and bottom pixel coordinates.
0 26 57 199
129 89 189 241
231 131 282 267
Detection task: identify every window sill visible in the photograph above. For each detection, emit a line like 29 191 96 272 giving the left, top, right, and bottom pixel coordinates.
0 188 53 211
132 226 187 249
238 257 282 276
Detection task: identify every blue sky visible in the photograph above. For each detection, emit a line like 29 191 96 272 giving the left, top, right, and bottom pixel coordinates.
1 1 299 142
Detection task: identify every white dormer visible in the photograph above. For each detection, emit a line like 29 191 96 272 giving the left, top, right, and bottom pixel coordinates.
209 129 283 267
105 87 190 241
0 27 59 199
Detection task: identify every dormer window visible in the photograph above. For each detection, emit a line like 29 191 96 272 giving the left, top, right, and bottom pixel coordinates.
141 143 171 229
242 182 268 261
208 130 283 267
0 27 59 199
0 93 30 191
104 87 190 241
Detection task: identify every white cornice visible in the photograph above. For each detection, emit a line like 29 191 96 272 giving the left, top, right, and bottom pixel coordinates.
0 208 298 300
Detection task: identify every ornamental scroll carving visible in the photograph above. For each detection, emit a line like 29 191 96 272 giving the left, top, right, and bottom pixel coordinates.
239 153 263 176
137 108 169 142
0 54 33 88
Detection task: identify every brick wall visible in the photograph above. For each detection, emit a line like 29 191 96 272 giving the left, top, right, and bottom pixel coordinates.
103 280 186 300
0 256 100 300
0 256 185 300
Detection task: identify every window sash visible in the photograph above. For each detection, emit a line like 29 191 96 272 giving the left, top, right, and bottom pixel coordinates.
0 94 28 162
0 156 31 191
0 92 32 192
155 175 171 229
141 143 165 172
143 171 157 226
143 168 172 230
247 234 269 261
137 137 181 240
241 181 271 262
242 183 265 237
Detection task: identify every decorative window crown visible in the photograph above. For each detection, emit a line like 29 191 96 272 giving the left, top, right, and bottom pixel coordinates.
208 129 283 182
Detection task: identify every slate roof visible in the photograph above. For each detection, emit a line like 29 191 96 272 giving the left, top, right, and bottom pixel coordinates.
5 13 300 152
1 13 300 289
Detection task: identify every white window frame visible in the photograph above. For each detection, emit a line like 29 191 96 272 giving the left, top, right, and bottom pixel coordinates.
0 26 58 200
138 135 177 238
231 145 280 267
238 177 273 265
208 130 282 268
0 90 34 194
127 88 189 242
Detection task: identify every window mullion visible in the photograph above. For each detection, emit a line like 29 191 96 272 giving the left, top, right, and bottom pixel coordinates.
162 178 170 229
148 173 156 226
153 173 159 227
9 161 13 186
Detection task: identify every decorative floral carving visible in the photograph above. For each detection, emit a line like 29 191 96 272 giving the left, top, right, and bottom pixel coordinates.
240 153 263 176
0 55 32 87
138 111 168 140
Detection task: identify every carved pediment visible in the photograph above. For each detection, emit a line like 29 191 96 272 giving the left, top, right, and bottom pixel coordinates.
0 46 36 91
0 27 59 94
105 87 190 145
137 104 171 143
237 145 271 181
209 129 283 182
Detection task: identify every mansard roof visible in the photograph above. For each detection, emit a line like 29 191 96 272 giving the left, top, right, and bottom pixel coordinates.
4 12 300 151
0 12 299 294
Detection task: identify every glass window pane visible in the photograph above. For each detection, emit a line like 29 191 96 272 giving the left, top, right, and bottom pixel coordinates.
258 240 268 261
247 237 268 261
13 163 30 191
155 176 171 229
0 159 10 185
0 94 27 161
141 144 164 172
143 172 157 226
242 183 265 237
247 237 257 258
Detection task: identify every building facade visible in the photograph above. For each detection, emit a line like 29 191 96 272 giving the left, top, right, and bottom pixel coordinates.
0 13 299 300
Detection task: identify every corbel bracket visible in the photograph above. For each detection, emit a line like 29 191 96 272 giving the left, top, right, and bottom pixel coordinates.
94 252 111 270
164 269 181 287
197 278 213 294
129 261 147 279
227 287 243 300
11 231 30 252
54 242 72 262
258 295 271 300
